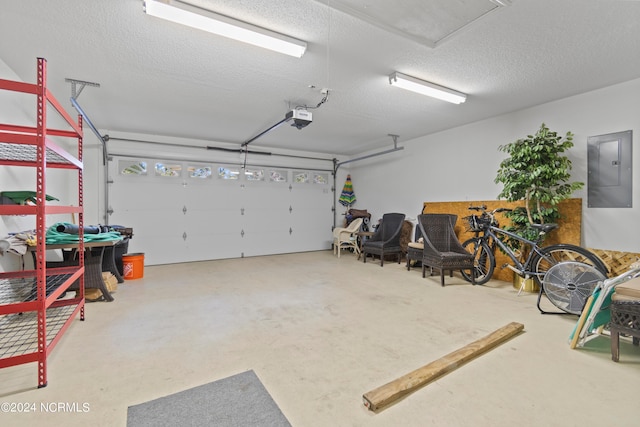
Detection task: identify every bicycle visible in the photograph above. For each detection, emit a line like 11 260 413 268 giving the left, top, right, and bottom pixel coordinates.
459 205 608 315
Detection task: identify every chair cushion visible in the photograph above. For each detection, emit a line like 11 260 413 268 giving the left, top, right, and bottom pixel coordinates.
612 293 640 302
408 242 424 249
425 253 467 260
613 276 640 302
364 241 384 249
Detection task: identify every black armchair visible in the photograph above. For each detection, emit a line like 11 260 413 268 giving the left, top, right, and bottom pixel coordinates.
417 213 475 286
362 213 406 266
407 213 457 272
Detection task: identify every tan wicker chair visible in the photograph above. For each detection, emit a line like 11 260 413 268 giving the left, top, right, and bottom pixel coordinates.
332 217 363 258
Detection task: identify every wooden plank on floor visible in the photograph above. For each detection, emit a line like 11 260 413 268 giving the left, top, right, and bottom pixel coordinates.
363 321 524 411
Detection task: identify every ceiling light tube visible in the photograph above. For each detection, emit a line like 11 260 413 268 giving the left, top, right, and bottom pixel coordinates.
490 0 513 6
389 72 467 104
143 0 307 58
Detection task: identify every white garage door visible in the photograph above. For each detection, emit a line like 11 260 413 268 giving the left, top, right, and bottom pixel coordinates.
108 157 333 265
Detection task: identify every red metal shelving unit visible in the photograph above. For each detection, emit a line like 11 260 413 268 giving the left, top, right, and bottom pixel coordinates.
0 58 85 388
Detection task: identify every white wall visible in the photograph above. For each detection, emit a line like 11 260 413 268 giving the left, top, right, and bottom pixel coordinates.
350 78 640 252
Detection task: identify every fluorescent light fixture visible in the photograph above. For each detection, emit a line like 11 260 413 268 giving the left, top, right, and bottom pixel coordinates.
490 0 513 6
143 0 307 58
388 72 467 104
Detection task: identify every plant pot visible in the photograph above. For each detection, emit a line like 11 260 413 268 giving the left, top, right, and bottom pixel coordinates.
513 275 539 293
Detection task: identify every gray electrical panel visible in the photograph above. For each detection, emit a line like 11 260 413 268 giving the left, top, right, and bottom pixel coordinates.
587 130 632 208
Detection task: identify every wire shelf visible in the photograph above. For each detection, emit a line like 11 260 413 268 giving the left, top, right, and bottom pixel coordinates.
0 275 75 305
0 304 79 360
0 142 73 165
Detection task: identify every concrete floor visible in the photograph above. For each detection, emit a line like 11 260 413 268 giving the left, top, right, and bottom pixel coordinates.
1 250 638 426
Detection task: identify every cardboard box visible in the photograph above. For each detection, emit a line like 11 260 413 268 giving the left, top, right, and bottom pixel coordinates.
85 272 118 301
102 272 118 293
85 288 103 301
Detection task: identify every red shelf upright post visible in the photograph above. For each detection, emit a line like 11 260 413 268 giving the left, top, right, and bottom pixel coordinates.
36 57 49 388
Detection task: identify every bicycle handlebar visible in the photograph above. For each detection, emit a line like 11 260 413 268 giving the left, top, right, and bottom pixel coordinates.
467 205 512 215
468 205 487 211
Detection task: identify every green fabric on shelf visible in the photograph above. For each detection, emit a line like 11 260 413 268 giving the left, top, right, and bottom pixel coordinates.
46 222 122 244
1 191 59 204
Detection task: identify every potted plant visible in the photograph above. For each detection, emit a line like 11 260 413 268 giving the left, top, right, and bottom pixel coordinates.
494 123 584 289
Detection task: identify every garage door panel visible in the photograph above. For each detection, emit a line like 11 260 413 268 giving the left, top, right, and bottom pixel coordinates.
288 225 332 252
241 228 290 257
184 230 244 261
289 208 332 252
186 184 241 210
243 209 288 230
128 232 187 265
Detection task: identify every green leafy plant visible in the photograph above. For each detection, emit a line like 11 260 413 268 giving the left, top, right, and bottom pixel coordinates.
495 123 583 250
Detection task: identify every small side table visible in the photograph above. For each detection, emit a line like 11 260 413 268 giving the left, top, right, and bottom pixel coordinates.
355 231 375 260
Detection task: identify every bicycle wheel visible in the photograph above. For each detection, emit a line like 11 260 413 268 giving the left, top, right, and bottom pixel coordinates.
461 238 494 285
532 244 608 285
542 261 606 315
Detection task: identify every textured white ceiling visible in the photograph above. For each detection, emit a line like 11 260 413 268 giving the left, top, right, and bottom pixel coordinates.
321 0 499 46
1 0 640 156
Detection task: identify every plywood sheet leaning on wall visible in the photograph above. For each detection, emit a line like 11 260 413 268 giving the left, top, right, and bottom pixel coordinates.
422 199 582 282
